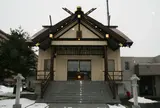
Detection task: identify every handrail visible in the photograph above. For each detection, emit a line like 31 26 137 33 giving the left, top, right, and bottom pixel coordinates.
40 71 51 98
104 72 115 99
36 70 47 80
107 73 116 99
109 71 123 81
104 71 122 99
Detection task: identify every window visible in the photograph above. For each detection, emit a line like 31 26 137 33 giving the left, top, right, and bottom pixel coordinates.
80 61 91 72
68 60 79 72
108 59 115 72
67 60 91 72
67 60 91 80
125 61 130 70
44 59 50 72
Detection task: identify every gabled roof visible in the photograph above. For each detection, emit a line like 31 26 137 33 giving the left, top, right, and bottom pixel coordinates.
32 7 133 50
0 29 9 40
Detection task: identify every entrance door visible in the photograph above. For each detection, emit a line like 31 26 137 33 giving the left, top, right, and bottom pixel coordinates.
139 76 155 96
67 60 91 80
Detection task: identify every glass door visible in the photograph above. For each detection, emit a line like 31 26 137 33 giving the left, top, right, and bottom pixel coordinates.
79 61 91 80
67 60 91 80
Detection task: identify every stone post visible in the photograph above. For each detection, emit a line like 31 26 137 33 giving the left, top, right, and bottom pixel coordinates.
130 74 141 108
13 73 25 108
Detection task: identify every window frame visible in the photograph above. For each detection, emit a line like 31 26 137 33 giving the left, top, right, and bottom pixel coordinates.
125 61 130 70
108 59 115 72
44 59 51 72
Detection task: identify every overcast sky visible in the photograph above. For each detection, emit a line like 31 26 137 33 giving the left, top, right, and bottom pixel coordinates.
0 0 159 57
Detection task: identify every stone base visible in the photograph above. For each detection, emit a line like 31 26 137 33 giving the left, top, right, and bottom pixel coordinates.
13 104 21 108
132 105 141 108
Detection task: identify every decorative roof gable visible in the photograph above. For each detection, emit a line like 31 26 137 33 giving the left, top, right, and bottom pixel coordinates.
32 7 133 50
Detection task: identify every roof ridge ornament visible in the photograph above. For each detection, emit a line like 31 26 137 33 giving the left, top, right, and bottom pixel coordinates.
62 7 74 15
75 6 84 14
77 6 82 11
85 8 97 15
62 6 97 16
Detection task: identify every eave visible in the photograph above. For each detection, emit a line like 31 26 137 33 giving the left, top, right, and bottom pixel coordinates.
31 7 133 50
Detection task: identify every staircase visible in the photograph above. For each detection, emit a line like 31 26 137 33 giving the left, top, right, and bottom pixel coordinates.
37 81 120 104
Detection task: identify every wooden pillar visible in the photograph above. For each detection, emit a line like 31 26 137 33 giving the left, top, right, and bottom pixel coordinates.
50 46 54 81
104 45 108 81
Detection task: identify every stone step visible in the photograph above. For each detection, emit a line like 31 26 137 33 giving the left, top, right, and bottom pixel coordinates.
48 104 110 108
38 81 120 104
37 99 119 104
39 99 119 104
49 93 107 96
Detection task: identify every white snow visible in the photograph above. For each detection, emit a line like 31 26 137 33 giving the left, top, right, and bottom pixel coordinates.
0 98 48 108
129 97 158 103
108 104 126 108
0 99 126 108
0 85 13 94
0 85 47 108
0 85 31 97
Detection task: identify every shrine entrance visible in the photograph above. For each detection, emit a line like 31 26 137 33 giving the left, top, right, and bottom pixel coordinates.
67 60 91 80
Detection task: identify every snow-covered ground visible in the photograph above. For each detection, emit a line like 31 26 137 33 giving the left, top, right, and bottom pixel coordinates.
0 98 127 108
0 85 14 94
0 85 127 108
0 98 48 108
129 96 158 103
0 98 126 108
0 85 33 97
108 104 126 108
0 85 159 107
0 85 48 108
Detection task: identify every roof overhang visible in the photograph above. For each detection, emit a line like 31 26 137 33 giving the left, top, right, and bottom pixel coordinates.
0 29 9 40
31 7 133 51
136 63 160 76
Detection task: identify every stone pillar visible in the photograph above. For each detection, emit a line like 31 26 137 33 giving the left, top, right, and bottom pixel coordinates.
13 73 24 108
130 74 141 108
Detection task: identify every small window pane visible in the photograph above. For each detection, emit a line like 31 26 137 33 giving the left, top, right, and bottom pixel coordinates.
108 60 115 72
80 61 91 71
125 61 130 70
68 61 79 71
44 59 50 72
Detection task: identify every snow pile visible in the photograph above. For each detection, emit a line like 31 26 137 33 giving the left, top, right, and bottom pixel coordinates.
0 85 23 96
0 97 127 108
0 85 13 94
108 104 126 108
0 98 48 108
129 97 158 103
